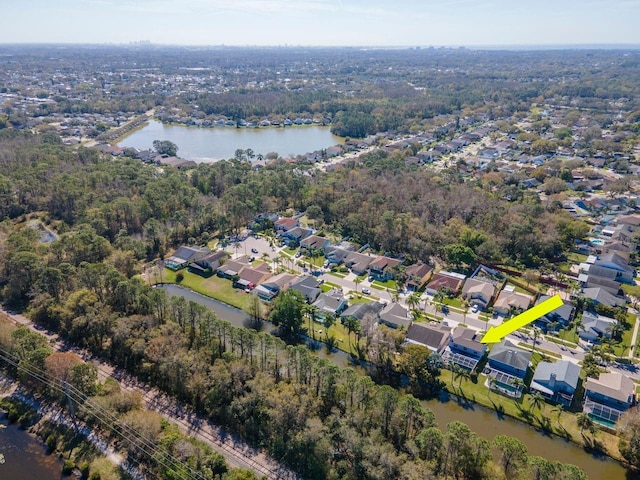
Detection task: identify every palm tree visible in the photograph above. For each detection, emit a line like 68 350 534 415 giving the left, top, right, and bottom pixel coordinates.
487 377 496 398
529 391 545 414
407 292 421 313
512 378 525 399
531 327 541 355
577 412 595 437
343 317 360 353
354 276 362 294
552 404 565 429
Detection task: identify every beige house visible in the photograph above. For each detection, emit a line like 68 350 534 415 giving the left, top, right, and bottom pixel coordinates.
493 289 532 315
461 278 495 310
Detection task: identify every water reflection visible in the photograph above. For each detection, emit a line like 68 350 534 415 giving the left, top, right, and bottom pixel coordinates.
160 284 634 479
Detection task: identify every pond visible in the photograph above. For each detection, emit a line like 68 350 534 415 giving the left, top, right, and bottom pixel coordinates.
117 120 343 162
160 283 636 479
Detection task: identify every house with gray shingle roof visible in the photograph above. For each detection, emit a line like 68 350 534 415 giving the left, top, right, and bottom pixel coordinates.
378 303 411 330
530 360 580 406
289 276 322 303
312 289 348 318
405 323 452 353
340 302 384 323
488 339 532 379
582 287 625 308
534 294 575 330
368 256 402 281
578 312 617 343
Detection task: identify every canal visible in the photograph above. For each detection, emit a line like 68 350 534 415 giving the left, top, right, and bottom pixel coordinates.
160 283 634 479
0 415 64 479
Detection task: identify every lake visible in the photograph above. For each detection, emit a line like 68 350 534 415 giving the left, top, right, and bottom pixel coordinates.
160 283 635 479
117 120 343 162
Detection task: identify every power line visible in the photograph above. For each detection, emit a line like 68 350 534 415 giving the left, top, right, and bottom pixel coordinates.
0 347 211 480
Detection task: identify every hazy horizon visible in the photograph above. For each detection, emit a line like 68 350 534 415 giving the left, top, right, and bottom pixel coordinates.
2 0 639 47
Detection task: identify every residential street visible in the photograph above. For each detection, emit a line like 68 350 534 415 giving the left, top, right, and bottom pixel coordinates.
232 235 640 383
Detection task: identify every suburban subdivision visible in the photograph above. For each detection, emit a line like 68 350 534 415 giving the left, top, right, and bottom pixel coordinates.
1 42 640 480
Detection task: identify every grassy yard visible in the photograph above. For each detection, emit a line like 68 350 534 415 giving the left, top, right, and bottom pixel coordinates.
566 252 588 264
162 268 253 311
328 271 347 279
443 370 621 461
372 279 398 290
442 297 463 309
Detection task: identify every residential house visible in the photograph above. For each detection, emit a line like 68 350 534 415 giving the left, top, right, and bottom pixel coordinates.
583 372 636 425
340 302 385 324
461 278 495 310
300 234 331 254
217 257 251 279
443 327 487 370
530 360 581 406
260 272 297 294
615 214 640 229
283 226 313 245
405 263 433 292
405 323 452 353
344 251 376 276
578 312 617 343
188 250 229 277
368 256 402 281
378 303 411 330
486 339 531 398
477 147 500 160
582 287 625 308
493 289 532 316
425 271 465 295
312 289 348 319
324 245 354 265
592 252 635 284
274 217 299 233
534 294 574 330
235 263 271 290
289 276 322 303
165 245 211 270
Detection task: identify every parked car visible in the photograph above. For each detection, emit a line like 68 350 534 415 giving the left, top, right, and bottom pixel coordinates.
471 304 479 313
251 248 259 254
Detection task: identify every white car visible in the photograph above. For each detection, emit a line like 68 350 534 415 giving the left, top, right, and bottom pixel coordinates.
362 287 371 295
471 304 479 313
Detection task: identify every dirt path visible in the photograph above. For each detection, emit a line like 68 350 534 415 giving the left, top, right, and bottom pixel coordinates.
1 309 296 479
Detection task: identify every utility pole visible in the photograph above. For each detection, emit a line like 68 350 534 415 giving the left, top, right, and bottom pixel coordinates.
64 381 78 432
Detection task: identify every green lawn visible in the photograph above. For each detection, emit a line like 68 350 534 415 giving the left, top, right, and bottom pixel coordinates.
328 271 347 279
283 247 297 256
546 335 578 349
442 297 463 309
372 279 398 290
614 313 637 357
566 252 588 264
443 371 620 459
162 268 253 311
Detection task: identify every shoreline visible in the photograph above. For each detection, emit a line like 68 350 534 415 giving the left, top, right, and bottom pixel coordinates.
157 280 635 473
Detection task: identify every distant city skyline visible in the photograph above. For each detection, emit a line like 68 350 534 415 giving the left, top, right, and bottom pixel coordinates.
2 0 639 47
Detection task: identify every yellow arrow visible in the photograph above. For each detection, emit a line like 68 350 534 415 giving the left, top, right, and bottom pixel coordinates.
481 294 564 344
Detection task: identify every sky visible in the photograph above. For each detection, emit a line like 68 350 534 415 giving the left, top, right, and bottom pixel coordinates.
1 0 639 47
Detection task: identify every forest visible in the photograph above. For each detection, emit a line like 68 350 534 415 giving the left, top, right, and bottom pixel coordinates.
0 129 602 478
